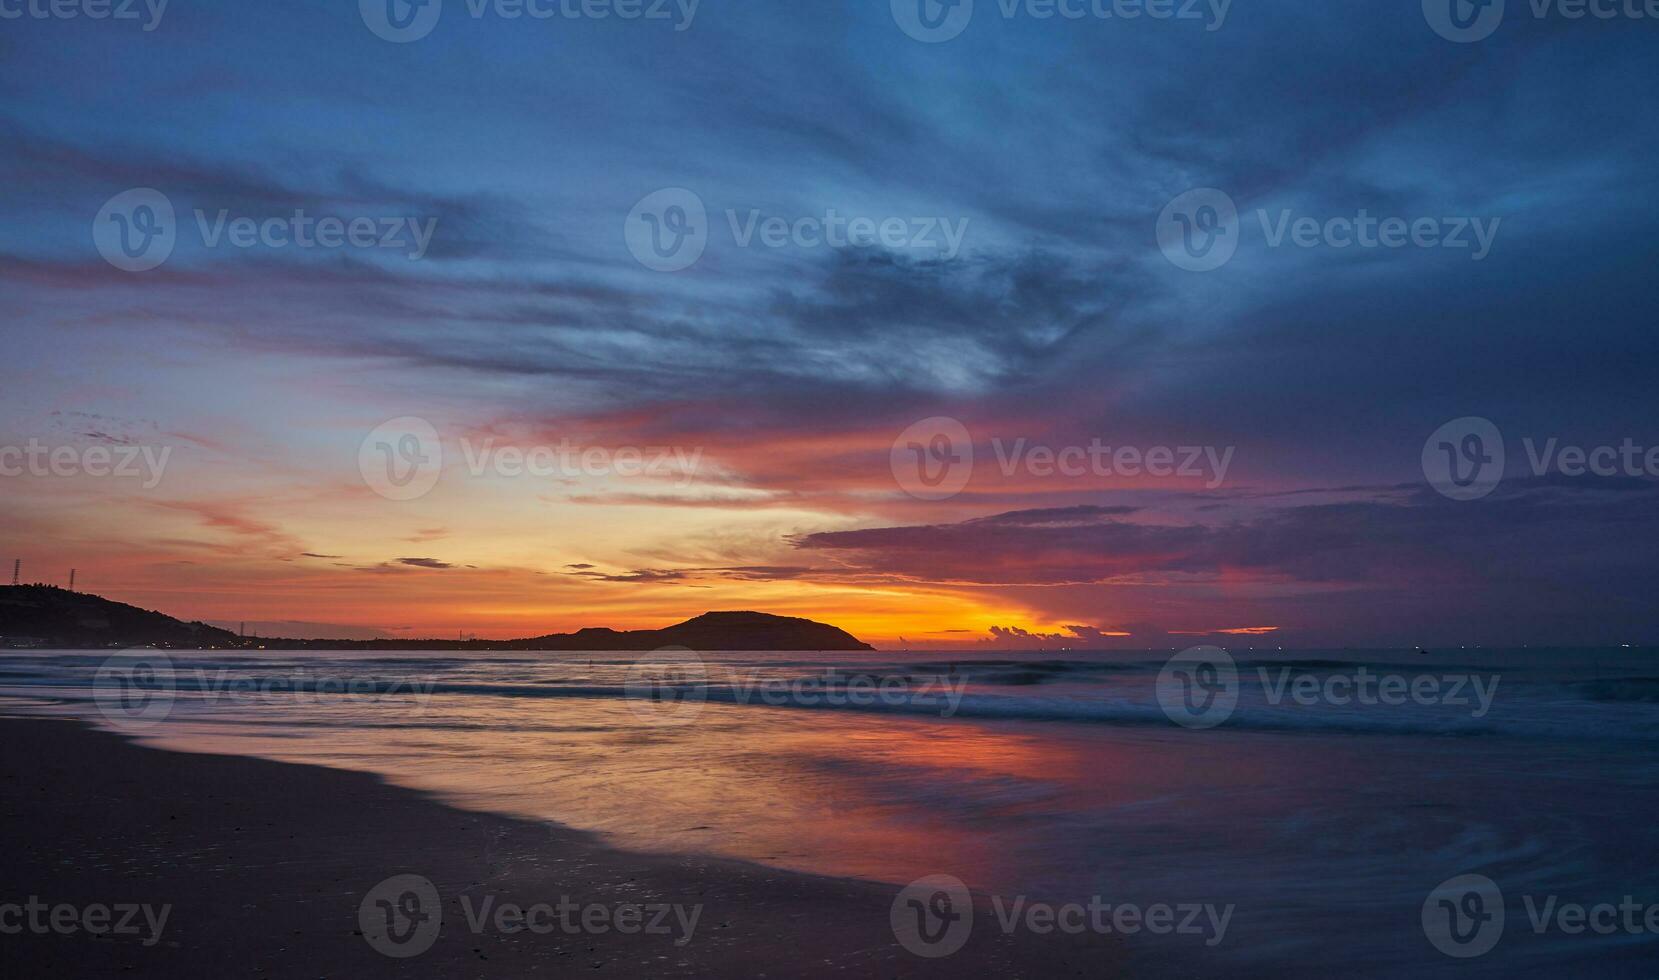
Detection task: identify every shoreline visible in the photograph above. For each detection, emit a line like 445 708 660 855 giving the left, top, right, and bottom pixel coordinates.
0 715 1121 977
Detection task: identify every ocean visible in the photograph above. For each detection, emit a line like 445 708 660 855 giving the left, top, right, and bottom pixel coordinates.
3 646 1657 976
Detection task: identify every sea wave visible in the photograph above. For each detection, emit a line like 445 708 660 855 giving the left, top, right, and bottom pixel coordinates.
7 650 1659 744
1571 677 1659 703
42 677 1641 743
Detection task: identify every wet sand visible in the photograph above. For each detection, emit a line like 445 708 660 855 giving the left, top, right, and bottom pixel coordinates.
0 717 1121 977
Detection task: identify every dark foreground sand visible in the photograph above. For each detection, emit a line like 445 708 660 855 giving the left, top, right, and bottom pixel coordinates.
0 717 1121 978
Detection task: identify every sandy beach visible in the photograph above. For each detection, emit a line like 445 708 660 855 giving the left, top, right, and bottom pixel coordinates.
0 716 1120 977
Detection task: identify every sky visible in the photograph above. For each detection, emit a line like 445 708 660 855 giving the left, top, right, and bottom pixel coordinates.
2 0 1657 648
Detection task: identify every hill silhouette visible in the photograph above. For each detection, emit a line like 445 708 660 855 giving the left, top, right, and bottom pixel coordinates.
0 586 238 648
0 586 874 651
519 611 874 652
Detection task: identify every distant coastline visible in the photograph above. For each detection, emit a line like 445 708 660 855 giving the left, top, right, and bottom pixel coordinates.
0 585 875 652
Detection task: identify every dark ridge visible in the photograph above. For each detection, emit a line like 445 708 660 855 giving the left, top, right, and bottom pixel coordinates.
0 586 875 651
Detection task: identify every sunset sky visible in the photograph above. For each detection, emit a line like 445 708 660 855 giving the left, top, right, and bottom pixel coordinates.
3 2 1657 648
